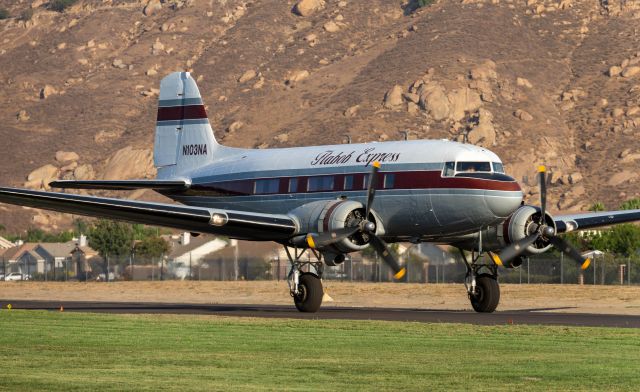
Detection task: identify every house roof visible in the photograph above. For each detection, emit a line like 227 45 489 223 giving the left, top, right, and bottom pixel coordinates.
0 236 13 249
36 242 76 258
1 243 38 261
165 235 220 259
73 246 99 257
204 241 280 261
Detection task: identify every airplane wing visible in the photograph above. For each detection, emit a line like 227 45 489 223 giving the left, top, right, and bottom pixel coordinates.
0 187 297 241
49 179 190 191
555 209 640 233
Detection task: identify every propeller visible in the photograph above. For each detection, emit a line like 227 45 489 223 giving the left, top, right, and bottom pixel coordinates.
306 161 407 280
494 165 591 271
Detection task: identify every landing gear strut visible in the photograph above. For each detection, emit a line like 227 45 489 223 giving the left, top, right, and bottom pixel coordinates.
459 249 500 313
284 246 324 313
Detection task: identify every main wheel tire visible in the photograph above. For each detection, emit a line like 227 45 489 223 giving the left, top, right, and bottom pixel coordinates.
294 273 323 313
470 274 500 313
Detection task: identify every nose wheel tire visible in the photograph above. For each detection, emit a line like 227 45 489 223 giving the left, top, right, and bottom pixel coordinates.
470 275 500 313
294 273 323 313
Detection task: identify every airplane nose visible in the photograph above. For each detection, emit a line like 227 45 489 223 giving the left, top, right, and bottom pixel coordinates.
484 178 523 218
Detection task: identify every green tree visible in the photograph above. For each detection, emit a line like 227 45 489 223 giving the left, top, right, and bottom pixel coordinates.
134 236 170 280
89 220 133 282
620 198 640 210
73 218 90 236
589 202 605 212
592 224 640 257
134 236 170 259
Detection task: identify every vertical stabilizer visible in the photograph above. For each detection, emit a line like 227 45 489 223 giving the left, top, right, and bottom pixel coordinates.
154 72 218 178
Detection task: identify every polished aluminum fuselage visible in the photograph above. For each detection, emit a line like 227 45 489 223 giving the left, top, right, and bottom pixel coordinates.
162 139 524 243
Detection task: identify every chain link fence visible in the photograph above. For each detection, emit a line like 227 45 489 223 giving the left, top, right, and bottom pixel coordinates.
2 252 640 285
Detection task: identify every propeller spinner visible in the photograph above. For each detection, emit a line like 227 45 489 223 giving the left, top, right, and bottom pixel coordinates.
306 162 407 280
494 166 591 271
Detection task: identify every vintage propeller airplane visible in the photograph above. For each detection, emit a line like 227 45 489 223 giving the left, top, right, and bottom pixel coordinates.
1 72 639 313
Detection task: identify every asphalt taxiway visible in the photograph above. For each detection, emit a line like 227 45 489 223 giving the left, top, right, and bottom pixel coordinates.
2 300 639 327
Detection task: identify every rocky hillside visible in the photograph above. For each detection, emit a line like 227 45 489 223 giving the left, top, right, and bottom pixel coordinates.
0 0 639 232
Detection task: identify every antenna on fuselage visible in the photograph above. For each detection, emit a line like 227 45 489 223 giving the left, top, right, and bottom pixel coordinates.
399 130 412 141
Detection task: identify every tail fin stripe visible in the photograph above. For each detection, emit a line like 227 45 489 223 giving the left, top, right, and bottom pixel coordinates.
159 97 203 107
156 119 210 126
156 105 208 121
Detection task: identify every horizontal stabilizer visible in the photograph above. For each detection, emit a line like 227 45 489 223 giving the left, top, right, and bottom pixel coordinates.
49 180 190 191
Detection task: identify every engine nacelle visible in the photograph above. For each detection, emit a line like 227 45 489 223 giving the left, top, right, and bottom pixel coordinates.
476 205 555 266
288 199 382 255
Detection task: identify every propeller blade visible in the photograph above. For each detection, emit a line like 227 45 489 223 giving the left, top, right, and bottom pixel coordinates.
497 234 540 263
547 236 591 270
306 226 360 249
538 165 547 225
365 161 381 219
369 234 406 280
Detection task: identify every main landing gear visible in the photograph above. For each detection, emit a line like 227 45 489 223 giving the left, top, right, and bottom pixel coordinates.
284 246 324 313
459 249 500 313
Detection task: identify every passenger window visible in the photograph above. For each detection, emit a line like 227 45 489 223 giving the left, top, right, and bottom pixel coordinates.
492 162 505 173
254 179 280 194
307 176 335 192
383 174 395 189
362 174 370 189
288 178 298 193
456 162 491 173
344 175 354 190
443 162 455 177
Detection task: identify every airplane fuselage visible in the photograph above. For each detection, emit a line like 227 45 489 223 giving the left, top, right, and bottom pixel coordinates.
160 139 524 243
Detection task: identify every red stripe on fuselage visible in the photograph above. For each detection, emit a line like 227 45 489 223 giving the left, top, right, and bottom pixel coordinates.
157 105 208 122
184 171 521 197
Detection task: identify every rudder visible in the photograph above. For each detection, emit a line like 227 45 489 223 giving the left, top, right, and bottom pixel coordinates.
154 72 217 178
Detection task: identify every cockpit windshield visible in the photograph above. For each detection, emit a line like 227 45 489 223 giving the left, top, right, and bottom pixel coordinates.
441 161 505 177
456 161 491 173
492 162 505 173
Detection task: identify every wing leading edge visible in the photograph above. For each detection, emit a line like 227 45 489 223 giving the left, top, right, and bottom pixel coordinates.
49 179 190 191
0 187 296 241
555 209 640 233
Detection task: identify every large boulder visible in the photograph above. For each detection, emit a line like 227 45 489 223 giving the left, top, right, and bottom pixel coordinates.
608 170 634 186
55 151 79 163
143 0 162 16
418 82 450 121
25 164 59 190
467 109 496 146
622 66 640 78
73 164 95 180
447 87 482 121
383 85 404 110
101 146 155 180
293 0 325 16
238 70 257 83
40 85 58 99
469 60 497 81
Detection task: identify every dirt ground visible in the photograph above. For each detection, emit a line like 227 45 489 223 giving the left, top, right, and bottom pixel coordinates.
1 281 639 315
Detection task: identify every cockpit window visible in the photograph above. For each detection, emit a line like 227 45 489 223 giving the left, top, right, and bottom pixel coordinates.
443 162 455 177
492 162 505 173
456 161 491 173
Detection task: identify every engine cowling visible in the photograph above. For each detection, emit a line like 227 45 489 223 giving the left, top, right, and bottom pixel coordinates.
288 199 382 261
475 205 555 267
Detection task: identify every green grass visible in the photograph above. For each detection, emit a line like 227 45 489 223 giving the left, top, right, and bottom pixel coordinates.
0 311 639 391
